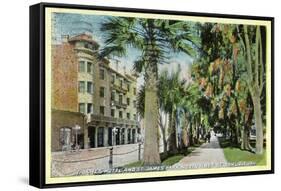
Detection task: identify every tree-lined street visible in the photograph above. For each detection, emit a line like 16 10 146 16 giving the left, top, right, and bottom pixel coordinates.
174 133 226 168
51 14 268 176
102 18 267 167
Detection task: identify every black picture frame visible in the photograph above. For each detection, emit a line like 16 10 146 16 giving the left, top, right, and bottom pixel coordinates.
30 2 274 188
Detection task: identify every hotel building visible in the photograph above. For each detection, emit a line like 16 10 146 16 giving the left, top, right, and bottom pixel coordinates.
51 33 140 151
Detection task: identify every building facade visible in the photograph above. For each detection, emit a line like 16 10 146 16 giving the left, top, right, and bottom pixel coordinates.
51 33 140 151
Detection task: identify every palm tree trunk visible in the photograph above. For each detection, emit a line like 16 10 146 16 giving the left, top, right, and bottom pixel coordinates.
181 116 189 149
241 125 248 150
181 129 188 149
143 62 161 165
243 25 264 154
189 120 193 146
235 98 241 146
235 120 240 146
159 111 168 155
168 109 177 154
253 95 263 154
195 114 200 144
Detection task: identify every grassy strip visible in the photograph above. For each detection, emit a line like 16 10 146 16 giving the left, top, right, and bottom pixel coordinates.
123 143 201 168
219 138 266 166
223 147 266 166
123 154 186 168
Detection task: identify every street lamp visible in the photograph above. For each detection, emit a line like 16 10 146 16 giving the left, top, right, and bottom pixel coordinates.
73 124 81 150
112 127 118 146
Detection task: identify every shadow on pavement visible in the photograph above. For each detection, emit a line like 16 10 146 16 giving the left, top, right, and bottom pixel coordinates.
200 135 222 149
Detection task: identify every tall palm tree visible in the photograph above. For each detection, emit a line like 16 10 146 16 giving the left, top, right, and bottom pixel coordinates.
139 68 188 154
100 17 197 165
179 81 205 145
159 67 187 153
239 25 265 154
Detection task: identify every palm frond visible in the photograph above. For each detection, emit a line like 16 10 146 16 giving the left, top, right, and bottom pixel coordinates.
100 17 146 57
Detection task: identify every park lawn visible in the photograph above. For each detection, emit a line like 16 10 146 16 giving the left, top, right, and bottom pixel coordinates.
123 154 185 167
162 154 185 166
223 147 267 166
123 145 199 168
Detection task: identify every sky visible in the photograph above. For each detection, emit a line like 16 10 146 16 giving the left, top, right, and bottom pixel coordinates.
52 12 195 87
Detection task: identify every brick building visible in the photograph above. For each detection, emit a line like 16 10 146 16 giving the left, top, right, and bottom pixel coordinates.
51 33 140 152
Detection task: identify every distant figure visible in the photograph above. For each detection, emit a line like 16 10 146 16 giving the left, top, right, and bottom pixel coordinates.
71 142 76 150
206 131 211 143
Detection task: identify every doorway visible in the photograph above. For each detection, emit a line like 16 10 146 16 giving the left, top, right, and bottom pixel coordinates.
97 127 104 147
88 126 96 148
108 128 113 146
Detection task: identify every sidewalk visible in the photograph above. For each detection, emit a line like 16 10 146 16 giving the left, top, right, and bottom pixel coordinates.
173 135 227 168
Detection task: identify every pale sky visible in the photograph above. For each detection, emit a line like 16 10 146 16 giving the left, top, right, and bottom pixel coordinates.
52 12 194 87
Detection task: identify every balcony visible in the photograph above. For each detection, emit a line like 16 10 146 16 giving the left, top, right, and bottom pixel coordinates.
74 46 95 55
111 100 127 109
89 114 139 126
111 83 128 94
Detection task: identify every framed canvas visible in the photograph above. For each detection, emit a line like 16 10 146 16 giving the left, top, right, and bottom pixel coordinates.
29 2 274 188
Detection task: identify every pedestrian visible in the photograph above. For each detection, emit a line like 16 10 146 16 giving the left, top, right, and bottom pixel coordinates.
207 131 211 142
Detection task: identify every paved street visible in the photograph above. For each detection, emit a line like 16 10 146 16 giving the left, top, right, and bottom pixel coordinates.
51 143 143 177
52 134 227 177
173 133 227 169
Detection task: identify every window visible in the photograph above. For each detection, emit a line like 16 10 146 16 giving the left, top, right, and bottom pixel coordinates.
100 68 105 80
84 43 92 49
79 61 85 72
133 114 137 120
79 103 85 113
127 113 130 120
120 79 123 87
87 103 93 114
133 88 137 95
111 91 115 101
87 81 93 94
111 74 115 83
78 81 85 93
127 84 130 91
100 87 105 97
119 94 123 104
133 100 137 108
87 62 92 73
127 98 130 106
100 106 105 115
119 111 123 118
111 109 115 117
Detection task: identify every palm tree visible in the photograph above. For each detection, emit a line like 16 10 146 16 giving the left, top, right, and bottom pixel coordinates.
100 17 197 165
136 82 169 156
239 25 265 154
180 82 202 145
158 67 187 153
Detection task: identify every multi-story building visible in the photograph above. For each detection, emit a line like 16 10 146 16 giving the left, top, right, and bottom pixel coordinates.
51 32 140 151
